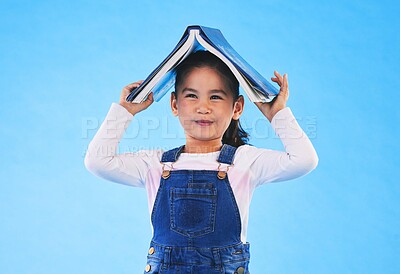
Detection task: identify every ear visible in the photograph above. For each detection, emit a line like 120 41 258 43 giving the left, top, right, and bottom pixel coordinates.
232 95 244 120
170 91 178 116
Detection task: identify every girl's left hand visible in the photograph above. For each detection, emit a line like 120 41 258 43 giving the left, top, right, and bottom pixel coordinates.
255 71 289 122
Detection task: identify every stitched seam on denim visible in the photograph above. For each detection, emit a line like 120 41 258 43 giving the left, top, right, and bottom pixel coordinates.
217 144 237 164
217 144 228 163
174 145 185 161
162 248 171 270
161 146 183 163
212 249 222 270
170 187 217 237
151 178 166 226
223 175 242 238
151 241 245 251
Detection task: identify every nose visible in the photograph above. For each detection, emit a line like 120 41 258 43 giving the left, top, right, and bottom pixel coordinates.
196 99 211 114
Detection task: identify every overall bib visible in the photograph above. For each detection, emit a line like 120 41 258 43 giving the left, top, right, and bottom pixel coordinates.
144 144 250 274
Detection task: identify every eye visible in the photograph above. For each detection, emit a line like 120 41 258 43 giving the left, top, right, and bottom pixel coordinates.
185 93 197 98
210 95 223 100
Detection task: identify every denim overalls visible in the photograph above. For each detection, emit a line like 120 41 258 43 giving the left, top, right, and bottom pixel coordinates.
144 144 250 274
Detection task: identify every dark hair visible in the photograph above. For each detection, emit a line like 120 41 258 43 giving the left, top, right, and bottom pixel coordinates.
174 50 249 147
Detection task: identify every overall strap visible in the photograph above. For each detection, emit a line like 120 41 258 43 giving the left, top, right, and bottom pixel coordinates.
160 145 185 163
217 144 237 165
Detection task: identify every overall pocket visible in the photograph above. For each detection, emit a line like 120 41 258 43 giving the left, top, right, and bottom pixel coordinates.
170 187 217 237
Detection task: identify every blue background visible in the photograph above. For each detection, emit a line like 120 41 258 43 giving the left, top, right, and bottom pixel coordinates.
1 0 399 273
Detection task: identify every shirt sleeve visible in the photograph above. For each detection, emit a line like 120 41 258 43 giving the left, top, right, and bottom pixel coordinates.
84 103 158 188
248 107 319 186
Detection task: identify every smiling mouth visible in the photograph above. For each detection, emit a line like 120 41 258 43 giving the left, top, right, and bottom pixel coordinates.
195 120 214 126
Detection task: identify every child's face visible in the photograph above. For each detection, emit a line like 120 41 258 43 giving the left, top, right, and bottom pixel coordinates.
171 67 243 145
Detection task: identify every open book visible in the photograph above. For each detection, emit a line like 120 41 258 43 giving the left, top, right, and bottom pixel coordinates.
126 25 279 103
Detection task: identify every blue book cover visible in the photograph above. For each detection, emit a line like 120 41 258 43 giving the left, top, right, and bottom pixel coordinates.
196 26 278 98
126 25 278 103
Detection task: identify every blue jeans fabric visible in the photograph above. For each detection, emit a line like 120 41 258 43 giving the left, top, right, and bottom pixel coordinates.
145 241 250 273
145 144 250 274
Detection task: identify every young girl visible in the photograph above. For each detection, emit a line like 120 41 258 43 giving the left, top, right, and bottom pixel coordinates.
85 51 318 274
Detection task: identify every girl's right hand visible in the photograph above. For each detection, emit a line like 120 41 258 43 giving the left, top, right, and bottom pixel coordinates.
119 80 154 115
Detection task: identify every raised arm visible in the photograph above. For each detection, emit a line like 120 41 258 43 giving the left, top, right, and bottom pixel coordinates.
84 81 155 187
250 71 318 185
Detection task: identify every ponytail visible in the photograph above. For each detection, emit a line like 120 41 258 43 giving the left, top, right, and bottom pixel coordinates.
222 119 249 147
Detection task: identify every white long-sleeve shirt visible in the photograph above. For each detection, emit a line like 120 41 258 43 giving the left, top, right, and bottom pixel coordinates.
84 103 319 243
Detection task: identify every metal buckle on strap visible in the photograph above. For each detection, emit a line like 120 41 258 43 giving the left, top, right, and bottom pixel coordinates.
161 163 173 179
217 163 232 180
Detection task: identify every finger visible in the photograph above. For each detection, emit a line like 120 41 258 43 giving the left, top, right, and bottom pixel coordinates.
274 71 283 81
127 80 144 87
143 92 154 103
271 77 281 86
143 92 154 107
254 102 263 108
279 74 289 98
284 73 289 90
131 80 144 84
123 81 144 93
124 84 138 91
281 74 287 89
285 74 290 98
273 71 283 86
283 74 289 92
